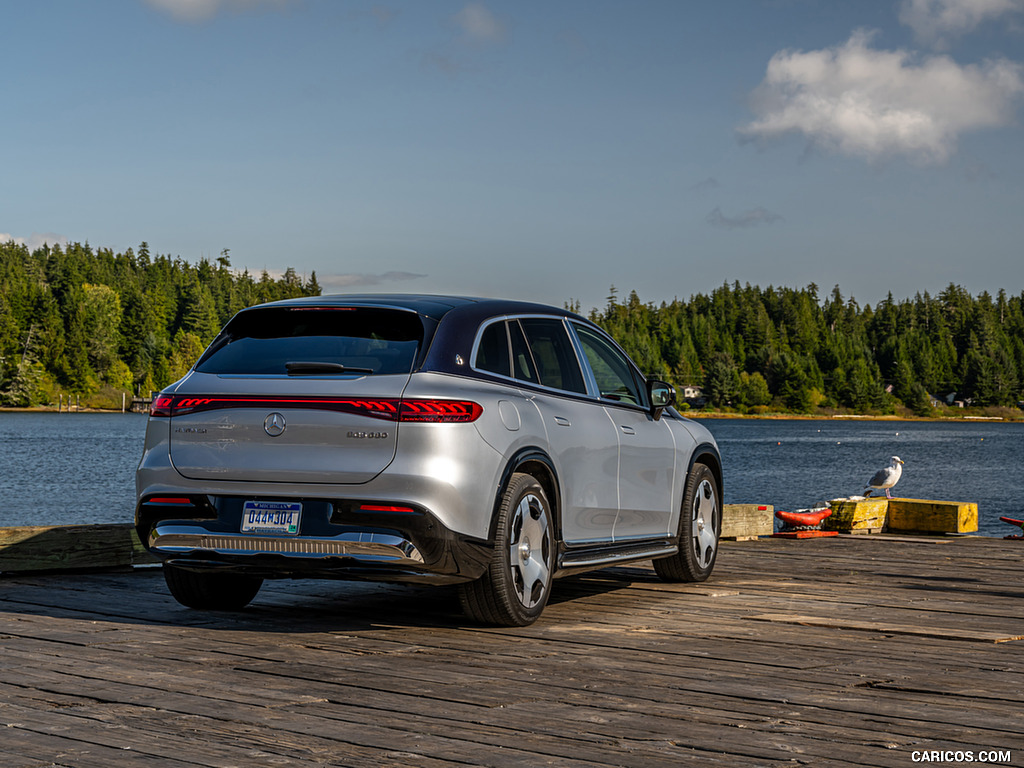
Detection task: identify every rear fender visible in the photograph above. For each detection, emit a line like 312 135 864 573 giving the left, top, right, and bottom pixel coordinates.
489 448 561 544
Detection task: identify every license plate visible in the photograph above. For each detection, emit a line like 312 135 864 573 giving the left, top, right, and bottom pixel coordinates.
241 501 301 535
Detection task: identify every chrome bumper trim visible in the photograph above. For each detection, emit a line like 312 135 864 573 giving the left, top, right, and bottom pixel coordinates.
150 525 424 564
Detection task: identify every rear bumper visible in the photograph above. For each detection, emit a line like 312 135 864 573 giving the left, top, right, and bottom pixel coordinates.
137 496 492 584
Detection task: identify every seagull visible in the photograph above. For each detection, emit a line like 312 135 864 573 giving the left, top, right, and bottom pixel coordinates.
864 456 904 499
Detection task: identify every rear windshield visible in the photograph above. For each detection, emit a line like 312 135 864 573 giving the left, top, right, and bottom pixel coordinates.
195 307 423 376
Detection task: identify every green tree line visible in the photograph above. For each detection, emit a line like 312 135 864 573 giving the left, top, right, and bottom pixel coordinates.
0 240 320 407
582 283 1024 415
3 240 1022 415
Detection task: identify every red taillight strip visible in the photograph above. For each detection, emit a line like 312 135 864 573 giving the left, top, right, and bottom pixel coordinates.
147 497 193 505
151 395 482 423
398 399 483 422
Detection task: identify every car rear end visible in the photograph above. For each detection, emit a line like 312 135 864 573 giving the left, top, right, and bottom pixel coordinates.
135 299 497 586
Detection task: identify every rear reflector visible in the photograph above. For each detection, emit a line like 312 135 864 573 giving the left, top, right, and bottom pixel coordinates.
149 395 482 423
359 504 416 513
147 497 193 505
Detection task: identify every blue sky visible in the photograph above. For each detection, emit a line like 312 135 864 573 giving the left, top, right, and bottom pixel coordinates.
3 0 1023 312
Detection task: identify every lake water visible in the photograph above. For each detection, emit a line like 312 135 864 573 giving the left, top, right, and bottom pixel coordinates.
704 417 1024 537
0 412 1020 536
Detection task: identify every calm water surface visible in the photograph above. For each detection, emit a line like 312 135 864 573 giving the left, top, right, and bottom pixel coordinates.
0 412 1020 535
0 412 148 527
704 417 1024 537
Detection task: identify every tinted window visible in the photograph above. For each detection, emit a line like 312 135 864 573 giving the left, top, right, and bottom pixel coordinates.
474 320 511 377
509 320 538 383
196 307 422 376
573 324 644 406
520 318 587 394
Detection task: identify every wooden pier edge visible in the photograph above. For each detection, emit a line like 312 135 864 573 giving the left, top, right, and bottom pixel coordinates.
0 497 980 573
1 506 774 574
0 523 157 573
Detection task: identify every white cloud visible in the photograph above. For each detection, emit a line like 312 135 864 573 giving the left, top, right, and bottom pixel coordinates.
739 30 1024 164
706 207 783 230
900 0 1024 47
453 3 505 44
1 232 69 250
143 0 292 23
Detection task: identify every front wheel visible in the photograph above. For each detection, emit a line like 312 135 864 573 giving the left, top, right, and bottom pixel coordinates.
459 473 554 627
654 463 720 583
163 563 263 610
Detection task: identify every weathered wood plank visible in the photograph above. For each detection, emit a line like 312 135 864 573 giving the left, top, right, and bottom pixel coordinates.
3 537 1024 767
720 503 773 539
0 523 156 572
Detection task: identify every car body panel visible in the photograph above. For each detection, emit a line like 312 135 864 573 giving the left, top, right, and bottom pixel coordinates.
608 404 679 540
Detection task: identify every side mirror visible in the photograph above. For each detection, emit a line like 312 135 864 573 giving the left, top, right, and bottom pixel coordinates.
647 380 676 420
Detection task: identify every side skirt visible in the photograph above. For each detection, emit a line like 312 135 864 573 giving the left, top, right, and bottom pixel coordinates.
555 538 678 578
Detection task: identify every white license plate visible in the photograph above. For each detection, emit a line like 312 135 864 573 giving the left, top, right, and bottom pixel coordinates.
241 501 301 535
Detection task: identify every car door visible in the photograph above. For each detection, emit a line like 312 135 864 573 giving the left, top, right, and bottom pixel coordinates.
511 317 621 544
571 323 677 541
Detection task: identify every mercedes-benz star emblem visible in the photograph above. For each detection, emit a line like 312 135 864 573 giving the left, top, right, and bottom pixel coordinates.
264 412 287 437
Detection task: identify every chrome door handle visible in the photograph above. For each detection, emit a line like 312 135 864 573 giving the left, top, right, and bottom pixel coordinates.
620 425 635 435
554 416 571 426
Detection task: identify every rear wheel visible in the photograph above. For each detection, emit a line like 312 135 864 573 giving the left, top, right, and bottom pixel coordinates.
459 473 554 627
654 463 720 583
163 563 263 610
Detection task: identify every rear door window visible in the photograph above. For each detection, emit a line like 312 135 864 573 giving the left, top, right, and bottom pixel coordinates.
519 318 587 394
508 320 538 383
195 307 423 376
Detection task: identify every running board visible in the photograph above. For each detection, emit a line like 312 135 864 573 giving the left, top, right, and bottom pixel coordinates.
556 539 677 577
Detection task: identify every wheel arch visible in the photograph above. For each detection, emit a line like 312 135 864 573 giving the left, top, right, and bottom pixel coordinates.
687 441 723 502
490 448 561 543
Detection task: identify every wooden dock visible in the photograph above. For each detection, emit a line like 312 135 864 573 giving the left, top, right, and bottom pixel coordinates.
2 536 1023 767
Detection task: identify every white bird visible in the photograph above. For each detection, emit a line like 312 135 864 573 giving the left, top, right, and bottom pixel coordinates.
864 456 904 499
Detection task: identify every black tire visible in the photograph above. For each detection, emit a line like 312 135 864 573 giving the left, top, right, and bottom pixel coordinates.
459 473 554 627
163 563 263 610
654 463 720 583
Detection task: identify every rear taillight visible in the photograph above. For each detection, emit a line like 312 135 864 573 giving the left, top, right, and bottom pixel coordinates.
149 395 482 422
149 395 174 417
396 399 482 423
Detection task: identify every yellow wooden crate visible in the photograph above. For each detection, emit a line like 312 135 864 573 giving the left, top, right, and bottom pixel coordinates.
821 497 978 534
823 497 888 532
888 499 978 534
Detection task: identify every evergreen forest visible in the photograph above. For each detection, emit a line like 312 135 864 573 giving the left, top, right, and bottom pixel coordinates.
2 239 1023 416
0 240 321 408
579 284 1024 416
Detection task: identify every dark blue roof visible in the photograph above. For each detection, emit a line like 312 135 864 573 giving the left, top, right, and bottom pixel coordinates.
259 293 581 322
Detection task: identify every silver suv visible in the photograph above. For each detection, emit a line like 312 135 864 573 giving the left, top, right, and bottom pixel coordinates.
136 295 722 626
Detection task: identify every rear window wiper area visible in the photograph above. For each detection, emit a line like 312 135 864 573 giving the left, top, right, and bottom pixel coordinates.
285 361 374 375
